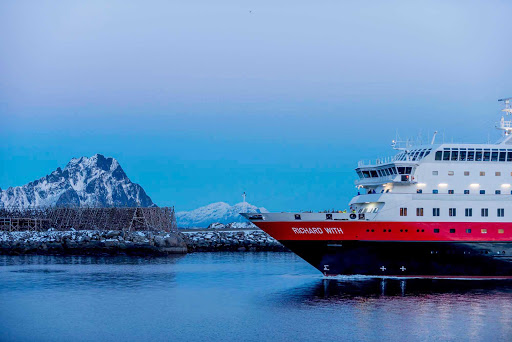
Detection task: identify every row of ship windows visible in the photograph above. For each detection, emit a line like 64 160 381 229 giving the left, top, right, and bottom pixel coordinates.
366 228 506 234
417 189 512 195
395 149 432 161
358 167 412 179
432 171 512 176
400 208 505 217
434 149 512 162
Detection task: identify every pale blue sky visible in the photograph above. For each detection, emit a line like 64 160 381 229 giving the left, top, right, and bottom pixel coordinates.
1 0 511 211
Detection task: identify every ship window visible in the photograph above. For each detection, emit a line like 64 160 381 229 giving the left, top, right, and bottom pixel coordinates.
433 208 440 216
443 150 450 161
480 190 486 194
468 150 475 161
460 150 467 161
295 214 301 220
416 208 424 216
500 151 506 162
450 229 456 233
405 167 412 174
417 189 423 194
370 170 378 177
466 229 472 233
476 150 483 161
508 152 512 161
496 190 501 195
481 208 489 217
449 208 456 217
481 229 487 234
498 229 505 234
435 151 442 160
397 167 405 174
326 214 332 220
480 171 485 176
362 171 370 178
464 171 470 176
432 171 438 175
496 172 501 176
492 151 499 161
434 229 440 233
399 208 407 216
433 189 438 194
373 208 379 213
465 208 473 217
464 190 470 194
448 190 454 194
451 150 458 161
484 151 491 161
498 208 505 217
448 171 454 176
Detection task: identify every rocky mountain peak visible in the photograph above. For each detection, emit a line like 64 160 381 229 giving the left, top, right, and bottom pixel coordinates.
0 154 154 208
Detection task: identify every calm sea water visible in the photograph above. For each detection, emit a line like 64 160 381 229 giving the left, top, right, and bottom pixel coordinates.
1 253 511 342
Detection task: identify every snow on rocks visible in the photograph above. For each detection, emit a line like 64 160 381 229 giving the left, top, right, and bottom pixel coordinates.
0 230 187 255
181 229 287 252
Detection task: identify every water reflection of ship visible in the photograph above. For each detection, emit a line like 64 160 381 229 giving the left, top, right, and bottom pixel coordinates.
278 278 512 303
271 279 512 341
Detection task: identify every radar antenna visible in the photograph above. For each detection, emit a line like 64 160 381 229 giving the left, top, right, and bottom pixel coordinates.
431 131 438 145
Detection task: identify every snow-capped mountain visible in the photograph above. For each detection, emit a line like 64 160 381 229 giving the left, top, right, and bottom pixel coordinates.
0 154 154 208
176 202 268 228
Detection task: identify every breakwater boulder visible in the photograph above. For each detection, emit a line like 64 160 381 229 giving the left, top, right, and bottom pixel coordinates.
182 229 288 252
0 230 188 255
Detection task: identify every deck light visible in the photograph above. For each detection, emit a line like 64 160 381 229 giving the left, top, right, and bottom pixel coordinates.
501 184 511 188
438 183 448 187
417 183 426 187
470 183 480 187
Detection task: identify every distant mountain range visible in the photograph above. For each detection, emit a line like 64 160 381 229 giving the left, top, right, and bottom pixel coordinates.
176 202 268 228
0 154 154 208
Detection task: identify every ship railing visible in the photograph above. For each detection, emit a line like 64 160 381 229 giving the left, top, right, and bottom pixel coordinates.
358 156 394 167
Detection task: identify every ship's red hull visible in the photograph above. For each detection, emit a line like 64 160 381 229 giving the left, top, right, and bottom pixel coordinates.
252 221 512 277
254 221 512 242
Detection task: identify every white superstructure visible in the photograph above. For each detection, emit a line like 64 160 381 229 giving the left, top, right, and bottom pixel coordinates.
352 98 512 223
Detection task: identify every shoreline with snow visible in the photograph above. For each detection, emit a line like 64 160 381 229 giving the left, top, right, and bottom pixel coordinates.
0 229 287 255
0 230 187 256
182 229 287 252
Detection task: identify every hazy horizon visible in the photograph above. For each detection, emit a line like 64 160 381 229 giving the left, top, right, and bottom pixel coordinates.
1 0 512 211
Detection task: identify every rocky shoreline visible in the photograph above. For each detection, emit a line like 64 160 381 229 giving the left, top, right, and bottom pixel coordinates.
182 229 287 252
0 230 188 256
0 229 287 255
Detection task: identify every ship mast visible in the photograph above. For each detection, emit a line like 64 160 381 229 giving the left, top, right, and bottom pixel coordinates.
496 97 512 143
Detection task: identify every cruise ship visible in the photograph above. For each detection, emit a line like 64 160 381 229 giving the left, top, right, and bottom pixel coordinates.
242 98 512 278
